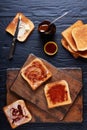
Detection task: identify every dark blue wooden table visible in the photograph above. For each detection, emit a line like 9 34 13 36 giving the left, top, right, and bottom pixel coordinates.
0 0 87 130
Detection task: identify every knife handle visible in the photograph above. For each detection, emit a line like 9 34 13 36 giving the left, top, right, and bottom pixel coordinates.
8 40 16 60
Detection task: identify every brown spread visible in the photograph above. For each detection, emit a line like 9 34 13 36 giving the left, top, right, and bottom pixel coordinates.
10 105 28 124
39 24 48 32
47 84 68 104
24 61 47 83
45 42 57 53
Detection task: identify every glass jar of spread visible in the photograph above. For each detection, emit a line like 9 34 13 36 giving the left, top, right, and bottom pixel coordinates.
38 21 56 37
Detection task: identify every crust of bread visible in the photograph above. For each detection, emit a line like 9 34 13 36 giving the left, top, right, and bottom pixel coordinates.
61 38 87 58
61 20 84 51
21 58 52 90
61 38 79 58
44 80 72 109
3 100 32 129
6 12 34 42
72 24 87 51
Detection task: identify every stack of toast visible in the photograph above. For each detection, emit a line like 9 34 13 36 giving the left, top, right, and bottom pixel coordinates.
61 20 87 58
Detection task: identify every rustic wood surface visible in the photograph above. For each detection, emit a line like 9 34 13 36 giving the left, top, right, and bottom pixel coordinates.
6 67 83 123
10 54 82 121
0 0 87 130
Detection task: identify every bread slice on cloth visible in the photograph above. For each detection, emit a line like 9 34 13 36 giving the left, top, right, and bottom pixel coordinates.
72 24 87 51
44 80 72 109
21 58 52 90
6 12 34 42
3 100 32 129
61 20 84 51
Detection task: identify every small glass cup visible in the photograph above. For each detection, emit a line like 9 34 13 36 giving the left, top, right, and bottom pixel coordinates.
38 20 56 37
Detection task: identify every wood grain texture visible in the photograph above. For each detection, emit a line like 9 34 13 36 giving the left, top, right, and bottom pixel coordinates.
10 54 82 121
7 68 83 123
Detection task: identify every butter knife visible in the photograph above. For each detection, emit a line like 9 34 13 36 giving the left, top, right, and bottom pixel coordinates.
9 15 21 60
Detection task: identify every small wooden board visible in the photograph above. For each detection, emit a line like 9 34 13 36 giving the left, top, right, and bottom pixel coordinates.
10 54 83 121
7 68 83 122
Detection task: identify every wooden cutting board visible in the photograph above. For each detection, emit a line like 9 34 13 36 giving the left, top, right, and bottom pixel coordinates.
10 54 83 121
7 68 83 122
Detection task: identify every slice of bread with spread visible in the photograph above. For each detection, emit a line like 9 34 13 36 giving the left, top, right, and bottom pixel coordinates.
3 100 32 129
21 58 52 90
6 12 34 42
44 80 72 109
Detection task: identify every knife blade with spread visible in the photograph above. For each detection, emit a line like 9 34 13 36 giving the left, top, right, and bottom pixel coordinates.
8 15 21 60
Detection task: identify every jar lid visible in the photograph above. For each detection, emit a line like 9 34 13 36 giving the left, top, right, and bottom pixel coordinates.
44 41 58 56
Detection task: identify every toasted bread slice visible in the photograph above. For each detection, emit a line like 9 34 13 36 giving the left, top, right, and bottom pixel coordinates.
3 100 32 129
61 20 84 51
6 12 34 42
21 58 52 90
72 24 87 51
61 38 79 58
61 38 87 58
78 50 87 58
44 80 72 109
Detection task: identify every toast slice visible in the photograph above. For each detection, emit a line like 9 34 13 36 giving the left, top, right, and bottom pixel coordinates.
61 38 79 58
3 100 32 129
21 58 52 90
6 12 34 42
72 24 87 51
61 20 84 51
44 80 72 109
61 38 87 58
